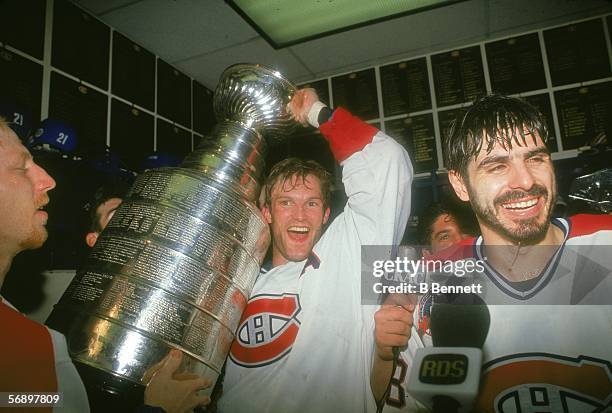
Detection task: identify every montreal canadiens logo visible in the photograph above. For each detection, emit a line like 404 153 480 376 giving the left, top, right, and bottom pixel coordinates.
479 354 612 412
229 293 301 368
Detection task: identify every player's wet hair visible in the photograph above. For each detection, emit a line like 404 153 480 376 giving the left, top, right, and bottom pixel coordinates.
444 94 549 179
264 157 332 209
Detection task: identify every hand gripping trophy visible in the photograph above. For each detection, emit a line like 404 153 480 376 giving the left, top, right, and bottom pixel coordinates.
48 63 297 407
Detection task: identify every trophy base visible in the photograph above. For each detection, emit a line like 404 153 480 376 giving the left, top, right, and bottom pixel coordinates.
75 361 144 413
75 362 213 412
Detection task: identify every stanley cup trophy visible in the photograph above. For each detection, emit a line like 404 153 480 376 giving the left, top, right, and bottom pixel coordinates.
47 63 297 409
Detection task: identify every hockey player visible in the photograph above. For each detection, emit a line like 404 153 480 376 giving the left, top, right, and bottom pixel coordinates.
372 94 612 412
218 88 413 413
0 117 211 412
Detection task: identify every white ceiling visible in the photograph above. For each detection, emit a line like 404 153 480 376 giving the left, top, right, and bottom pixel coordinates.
72 0 612 89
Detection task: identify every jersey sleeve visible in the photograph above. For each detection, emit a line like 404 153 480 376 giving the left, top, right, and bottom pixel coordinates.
319 107 413 246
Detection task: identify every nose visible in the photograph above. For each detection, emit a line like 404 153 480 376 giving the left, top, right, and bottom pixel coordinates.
34 163 56 192
293 204 306 220
507 161 535 191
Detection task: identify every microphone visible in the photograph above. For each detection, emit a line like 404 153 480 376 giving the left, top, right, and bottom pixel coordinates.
375 245 419 413
390 244 420 354
406 293 490 413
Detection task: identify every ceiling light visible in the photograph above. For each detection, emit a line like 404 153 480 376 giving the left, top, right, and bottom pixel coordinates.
227 0 467 49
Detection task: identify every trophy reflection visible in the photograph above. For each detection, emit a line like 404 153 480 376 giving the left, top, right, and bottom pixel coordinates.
47 64 297 409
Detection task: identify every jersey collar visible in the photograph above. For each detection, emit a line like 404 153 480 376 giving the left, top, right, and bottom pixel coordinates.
474 217 569 300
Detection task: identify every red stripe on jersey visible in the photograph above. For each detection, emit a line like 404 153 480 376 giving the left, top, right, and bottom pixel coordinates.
568 214 612 239
478 356 612 411
0 301 57 407
319 108 378 162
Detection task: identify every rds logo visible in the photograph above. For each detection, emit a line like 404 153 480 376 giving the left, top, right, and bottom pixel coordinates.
419 354 468 385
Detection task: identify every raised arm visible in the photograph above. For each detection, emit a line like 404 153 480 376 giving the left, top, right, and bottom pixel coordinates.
288 88 413 247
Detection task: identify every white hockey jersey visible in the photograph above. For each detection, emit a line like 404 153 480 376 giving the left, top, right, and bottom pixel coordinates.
386 214 612 413
219 108 413 413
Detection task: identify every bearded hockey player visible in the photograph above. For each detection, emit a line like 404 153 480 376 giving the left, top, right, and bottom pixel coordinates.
372 94 612 413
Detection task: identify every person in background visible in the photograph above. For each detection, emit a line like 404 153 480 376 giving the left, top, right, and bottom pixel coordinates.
370 200 478 412
83 183 128 248
417 200 477 255
0 117 211 412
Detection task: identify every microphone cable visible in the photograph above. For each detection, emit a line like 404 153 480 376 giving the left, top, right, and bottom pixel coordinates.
375 346 401 413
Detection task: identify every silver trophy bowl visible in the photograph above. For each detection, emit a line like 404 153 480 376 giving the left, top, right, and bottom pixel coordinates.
48 63 297 400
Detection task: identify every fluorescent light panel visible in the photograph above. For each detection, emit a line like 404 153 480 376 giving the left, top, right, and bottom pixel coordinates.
227 0 466 48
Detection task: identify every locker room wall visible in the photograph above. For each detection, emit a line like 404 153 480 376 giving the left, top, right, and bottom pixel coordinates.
0 1 610 307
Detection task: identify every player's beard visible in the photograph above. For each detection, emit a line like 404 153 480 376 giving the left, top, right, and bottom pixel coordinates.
19 198 50 251
19 226 48 251
467 182 555 245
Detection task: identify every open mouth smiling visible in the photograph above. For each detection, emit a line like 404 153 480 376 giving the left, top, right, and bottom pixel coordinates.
501 198 538 210
288 226 309 234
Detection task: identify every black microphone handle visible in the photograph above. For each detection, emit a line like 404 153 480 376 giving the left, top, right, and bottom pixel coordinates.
432 395 461 413
428 294 490 412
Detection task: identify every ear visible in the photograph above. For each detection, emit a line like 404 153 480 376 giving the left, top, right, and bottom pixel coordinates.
322 207 331 225
261 204 272 224
448 170 470 202
85 232 99 248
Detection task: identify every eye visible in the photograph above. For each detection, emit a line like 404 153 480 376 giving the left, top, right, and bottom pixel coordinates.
307 200 320 207
487 164 506 173
279 200 292 206
528 155 546 164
